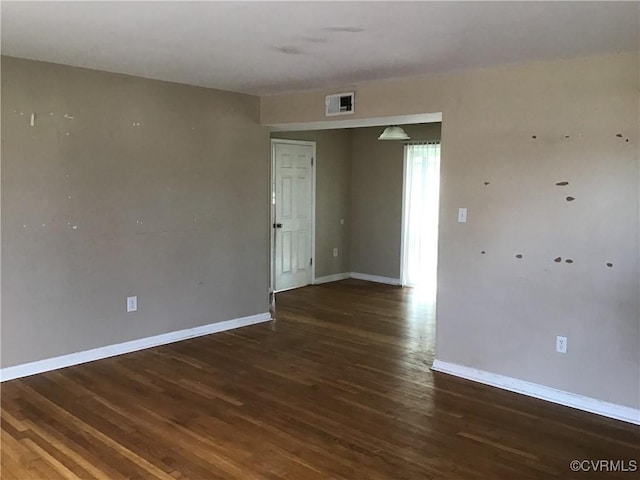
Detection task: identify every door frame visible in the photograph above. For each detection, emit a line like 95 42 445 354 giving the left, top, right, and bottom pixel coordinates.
400 144 410 287
270 139 317 293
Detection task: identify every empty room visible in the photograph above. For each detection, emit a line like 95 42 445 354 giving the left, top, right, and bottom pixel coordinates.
1 2 639 479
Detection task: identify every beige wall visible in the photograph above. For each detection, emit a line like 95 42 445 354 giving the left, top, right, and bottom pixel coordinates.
350 123 441 278
1 57 270 368
270 130 351 278
261 52 640 409
3 51 638 410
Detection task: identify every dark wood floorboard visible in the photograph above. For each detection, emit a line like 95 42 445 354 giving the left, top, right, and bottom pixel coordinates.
2 279 638 479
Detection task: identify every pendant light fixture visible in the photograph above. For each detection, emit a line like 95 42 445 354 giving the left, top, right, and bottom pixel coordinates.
378 125 410 140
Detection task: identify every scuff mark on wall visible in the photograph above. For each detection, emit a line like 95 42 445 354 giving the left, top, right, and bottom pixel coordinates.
63 114 74 120
30 113 35 126
555 181 569 186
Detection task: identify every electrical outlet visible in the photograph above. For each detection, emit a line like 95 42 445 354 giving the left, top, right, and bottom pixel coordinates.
333 247 339 257
556 335 567 354
127 296 138 313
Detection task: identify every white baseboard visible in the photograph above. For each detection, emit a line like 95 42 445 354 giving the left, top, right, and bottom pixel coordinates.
0 312 272 382
314 273 351 284
431 359 640 425
350 272 401 286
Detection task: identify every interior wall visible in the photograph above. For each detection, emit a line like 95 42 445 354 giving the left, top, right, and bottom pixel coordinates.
270 130 351 278
350 123 441 279
1 56 270 368
261 52 640 409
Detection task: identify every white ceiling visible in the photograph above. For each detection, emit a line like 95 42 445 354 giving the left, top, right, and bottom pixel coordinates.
1 1 638 96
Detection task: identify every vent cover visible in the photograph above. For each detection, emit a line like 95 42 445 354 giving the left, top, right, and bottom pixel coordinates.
325 92 355 116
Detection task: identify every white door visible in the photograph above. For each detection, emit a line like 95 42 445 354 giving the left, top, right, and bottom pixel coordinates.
272 141 314 292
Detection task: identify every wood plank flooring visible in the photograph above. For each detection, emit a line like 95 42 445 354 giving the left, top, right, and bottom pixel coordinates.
2 279 638 479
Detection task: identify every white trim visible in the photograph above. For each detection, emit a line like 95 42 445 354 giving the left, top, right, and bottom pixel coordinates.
0 312 272 382
270 139 316 293
314 272 350 284
350 272 401 286
270 138 315 147
268 112 443 132
431 360 640 426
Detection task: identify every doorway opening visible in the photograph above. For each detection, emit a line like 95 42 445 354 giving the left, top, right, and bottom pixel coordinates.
268 113 442 323
400 142 441 297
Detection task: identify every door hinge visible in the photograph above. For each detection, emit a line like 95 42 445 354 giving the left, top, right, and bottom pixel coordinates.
311 157 314 166
310 258 313 266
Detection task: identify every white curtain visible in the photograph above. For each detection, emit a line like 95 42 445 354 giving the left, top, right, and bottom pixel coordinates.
401 143 441 290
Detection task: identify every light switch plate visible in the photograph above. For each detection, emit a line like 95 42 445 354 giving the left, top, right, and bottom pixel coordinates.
458 208 468 223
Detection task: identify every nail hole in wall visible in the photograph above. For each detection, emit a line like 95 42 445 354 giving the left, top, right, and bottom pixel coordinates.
616 133 623 138
565 259 573 264
516 254 523 259
606 263 613 267
555 181 569 186
554 257 562 262
566 196 575 202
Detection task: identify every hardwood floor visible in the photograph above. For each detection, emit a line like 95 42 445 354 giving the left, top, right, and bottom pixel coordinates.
2 279 638 479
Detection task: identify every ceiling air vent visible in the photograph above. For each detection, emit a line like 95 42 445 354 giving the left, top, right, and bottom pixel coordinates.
325 92 355 117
